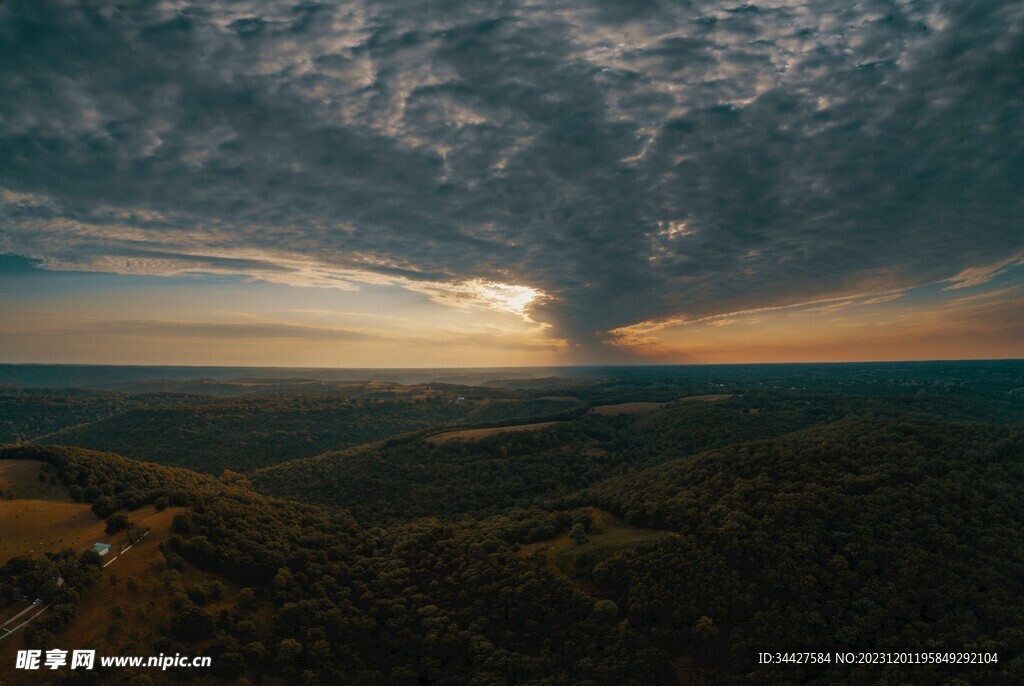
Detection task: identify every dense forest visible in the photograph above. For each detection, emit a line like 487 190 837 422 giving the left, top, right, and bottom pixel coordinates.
572 419 1024 682
250 400 815 524
11 386 600 474
0 387 211 445
36 396 472 473
251 391 1024 524
2 361 1023 684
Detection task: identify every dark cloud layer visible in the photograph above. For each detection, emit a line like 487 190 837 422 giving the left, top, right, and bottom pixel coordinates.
1 0 1022 357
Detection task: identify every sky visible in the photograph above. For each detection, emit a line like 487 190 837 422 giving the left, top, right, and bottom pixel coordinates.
1 0 1022 367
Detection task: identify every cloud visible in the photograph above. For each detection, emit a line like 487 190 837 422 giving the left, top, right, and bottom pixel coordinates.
1 0 1022 360
942 253 1024 290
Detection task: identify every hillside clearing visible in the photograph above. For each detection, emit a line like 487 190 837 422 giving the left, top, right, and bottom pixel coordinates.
0 460 170 565
677 393 733 403
425 421 563 444
588 394 733 416
519 508 675 596
0 459 68 501
587 401 665 415
0 505 220 683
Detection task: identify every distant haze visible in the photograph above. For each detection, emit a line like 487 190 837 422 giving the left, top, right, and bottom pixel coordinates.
0 363 596 389
3 360 1023 392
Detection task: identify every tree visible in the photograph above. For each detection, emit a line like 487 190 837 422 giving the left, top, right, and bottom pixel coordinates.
91 496 118 519
170 604 214 642
78 549 103 568
569 523 588 545
171 513 193 535
694 615 719 640
126 524 147 545
105 514 130 535
593 600 619 623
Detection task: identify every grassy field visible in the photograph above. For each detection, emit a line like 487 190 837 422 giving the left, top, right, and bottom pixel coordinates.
0 460 108 564
425 421 564 444
0 461 176 567
587 394 733 416
0 458 244 684
519 508 675 596
677 394 733 403
0 503 237 685
0 458 241 683
0 459 68 500
31 508 229 670
587 402 666 416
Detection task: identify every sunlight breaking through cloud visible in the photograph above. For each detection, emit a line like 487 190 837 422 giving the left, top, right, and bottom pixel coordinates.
411 280 548 321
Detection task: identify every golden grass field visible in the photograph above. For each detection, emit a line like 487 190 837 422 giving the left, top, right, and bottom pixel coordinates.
587 393 733 416
425 421 564 444
586 401 666 416
0 459 246 684
0 461 177 566
677 393 733 403
0 460 109 564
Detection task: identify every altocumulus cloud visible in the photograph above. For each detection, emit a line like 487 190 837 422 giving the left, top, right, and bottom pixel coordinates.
0 0 1022 358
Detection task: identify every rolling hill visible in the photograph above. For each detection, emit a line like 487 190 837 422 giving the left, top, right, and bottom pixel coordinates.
35 396 471 473
2 363 1024 684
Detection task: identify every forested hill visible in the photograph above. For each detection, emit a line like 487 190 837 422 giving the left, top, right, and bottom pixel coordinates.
568 418 1024 682
34 396 473 473
250 399 815 524
250 391 1024 525
0 387 213 445
12 387 589 474
0 445 673 685
3 363 1024 684
4 415 1024 684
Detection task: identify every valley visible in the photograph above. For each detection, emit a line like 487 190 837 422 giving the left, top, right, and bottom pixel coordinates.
1 361 1023 684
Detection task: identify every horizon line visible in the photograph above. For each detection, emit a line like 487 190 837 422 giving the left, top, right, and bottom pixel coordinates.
1 357 1023 371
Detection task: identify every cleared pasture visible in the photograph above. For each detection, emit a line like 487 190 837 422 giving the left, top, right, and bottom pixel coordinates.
0 460 169 564
425 421 563 444
588 394 733 416
519 508 675 595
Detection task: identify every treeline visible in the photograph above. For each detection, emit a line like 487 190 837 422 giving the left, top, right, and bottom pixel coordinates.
168 505 673 685
464 397 584 423
0 444 215 511
37 396 472 473
0 387 209 444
